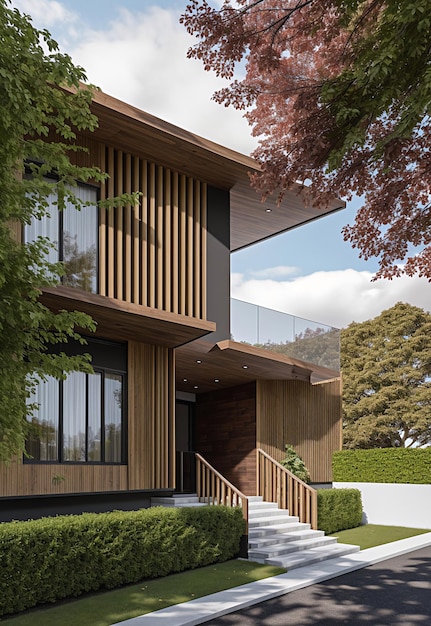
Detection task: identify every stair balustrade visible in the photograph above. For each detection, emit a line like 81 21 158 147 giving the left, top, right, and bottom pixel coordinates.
257 448 318 529
195 453 249 534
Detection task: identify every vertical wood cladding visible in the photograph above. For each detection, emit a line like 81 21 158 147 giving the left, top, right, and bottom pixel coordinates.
0 340 175 497
23 134 207 318
0 458 128 498
256 379 342 483
195 383 257 495
97 146 207 318
128 341 175 490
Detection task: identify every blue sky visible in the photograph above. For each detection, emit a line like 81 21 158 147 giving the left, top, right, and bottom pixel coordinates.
13 0 431 327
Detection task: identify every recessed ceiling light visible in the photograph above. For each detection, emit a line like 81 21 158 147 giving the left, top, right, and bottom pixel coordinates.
214 379 220 383
183 378 188 382
193 385 199 389
265 208 272 213
196 359 202 364
242 365 248 369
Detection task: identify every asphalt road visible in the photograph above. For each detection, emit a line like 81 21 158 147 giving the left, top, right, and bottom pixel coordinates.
204 546 431 625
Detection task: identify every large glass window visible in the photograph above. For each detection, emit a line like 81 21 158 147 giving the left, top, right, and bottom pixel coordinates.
24 180 98 292
26 340 127 464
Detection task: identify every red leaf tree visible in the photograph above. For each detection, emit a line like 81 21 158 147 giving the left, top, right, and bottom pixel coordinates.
182 0 431 279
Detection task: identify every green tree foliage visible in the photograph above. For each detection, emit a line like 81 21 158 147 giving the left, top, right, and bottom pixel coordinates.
0 1 133 461
280 444 310 483
341 303 431 448
182 0 431 279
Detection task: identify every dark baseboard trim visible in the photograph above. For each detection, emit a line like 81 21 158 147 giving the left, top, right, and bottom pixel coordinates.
0 488 175 523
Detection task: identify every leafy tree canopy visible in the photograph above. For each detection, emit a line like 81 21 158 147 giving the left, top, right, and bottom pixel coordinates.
0 1 134 461
341 302 431 449
182 0 431 279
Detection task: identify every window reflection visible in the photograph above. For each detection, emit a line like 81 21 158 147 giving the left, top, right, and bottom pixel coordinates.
105 373 122 463
25 369 124 464
26 376 59 461
24 181 98 292
88 372 102 462
63 372 86 462
63 185 98 292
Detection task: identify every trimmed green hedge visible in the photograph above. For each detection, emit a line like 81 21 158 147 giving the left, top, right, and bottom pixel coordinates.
333 448 431 484
0 505 244 617
317 488 362 534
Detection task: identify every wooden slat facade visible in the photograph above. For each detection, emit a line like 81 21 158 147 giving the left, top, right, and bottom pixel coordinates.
256 379 342 483
195 377 341 494
127 342 175 491
1 133 208 503
40 133 208 319
0 341 175 498
90 144 207 319
0 459 128 499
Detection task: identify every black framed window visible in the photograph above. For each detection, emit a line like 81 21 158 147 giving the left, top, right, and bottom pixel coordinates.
24 180 98 292
26 340 127 464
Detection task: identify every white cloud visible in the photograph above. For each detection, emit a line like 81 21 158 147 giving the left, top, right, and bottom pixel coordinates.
250 266 300 279
12 0 76 28
11 2 256 154
231 269 431 329
68 7 256 155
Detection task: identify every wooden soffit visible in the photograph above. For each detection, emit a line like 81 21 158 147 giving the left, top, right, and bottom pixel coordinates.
229 183 345 252
84 90 345 252
175 338 341 394
40 286 215 348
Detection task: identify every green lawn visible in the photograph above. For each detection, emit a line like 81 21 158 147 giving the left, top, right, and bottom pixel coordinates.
4 524 430 626
2 560 285 626
329 524 431 550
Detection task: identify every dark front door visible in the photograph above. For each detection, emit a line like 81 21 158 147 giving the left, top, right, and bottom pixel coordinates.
175 400 195 492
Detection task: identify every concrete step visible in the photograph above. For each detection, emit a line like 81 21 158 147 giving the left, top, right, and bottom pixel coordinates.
249 508 290 520
249 535 337 561
248 501 279 512
264 543 360 570
151 494 206 507
249 520 305 538
249 527 320 547
249 514 301 529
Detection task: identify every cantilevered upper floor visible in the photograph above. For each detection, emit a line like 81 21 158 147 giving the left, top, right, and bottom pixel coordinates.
24 88 344 363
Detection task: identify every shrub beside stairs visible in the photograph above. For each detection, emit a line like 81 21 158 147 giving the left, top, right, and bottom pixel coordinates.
151 494 359 570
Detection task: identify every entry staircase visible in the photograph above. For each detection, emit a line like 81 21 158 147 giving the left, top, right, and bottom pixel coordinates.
151 449 359 571
247 495 359 569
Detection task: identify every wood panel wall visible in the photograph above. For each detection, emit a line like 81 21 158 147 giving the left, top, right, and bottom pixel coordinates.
256 379 342 483
0 340 175 498
27 134 208 318
97 145 207 318
128 341 175 490
0 459 128 498
195 383 257 495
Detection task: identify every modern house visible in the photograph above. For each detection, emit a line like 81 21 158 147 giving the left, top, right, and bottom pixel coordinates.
0 89 345 525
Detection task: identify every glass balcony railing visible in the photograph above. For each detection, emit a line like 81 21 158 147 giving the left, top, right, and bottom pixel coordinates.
230 298 340 371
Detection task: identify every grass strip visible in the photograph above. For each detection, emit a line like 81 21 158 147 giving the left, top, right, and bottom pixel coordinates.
329 524 431 550
3 560 285 626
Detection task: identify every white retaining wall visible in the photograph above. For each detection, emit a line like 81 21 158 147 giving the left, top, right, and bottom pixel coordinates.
333 482 431 529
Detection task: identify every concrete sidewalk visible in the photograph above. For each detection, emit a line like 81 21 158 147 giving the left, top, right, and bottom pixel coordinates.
115 532 431 626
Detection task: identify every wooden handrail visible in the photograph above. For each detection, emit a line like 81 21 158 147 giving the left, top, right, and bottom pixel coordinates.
256 448 318 529
195 453 249 534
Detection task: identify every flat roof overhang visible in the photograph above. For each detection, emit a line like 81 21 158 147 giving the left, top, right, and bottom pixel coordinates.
176 339 340 394
40 286 216 348
85 90 346 252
